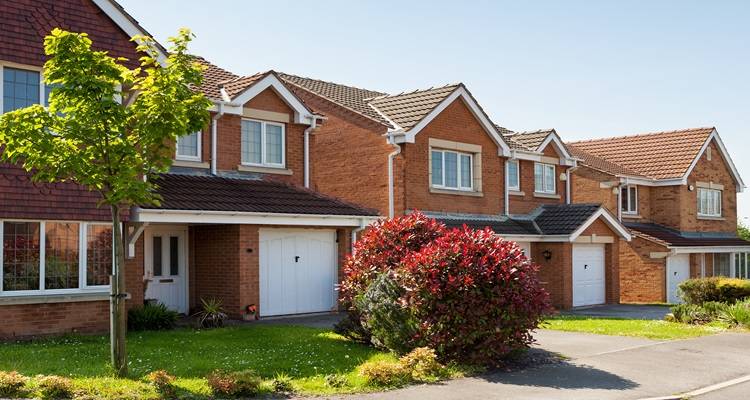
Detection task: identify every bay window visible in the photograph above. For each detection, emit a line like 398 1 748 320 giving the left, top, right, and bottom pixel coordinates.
0 221 113 295
176 131 201 161
697 188 721 217
431 149 473 190
507 160 520 191
621 185 638 214
534 162 556 194
241 119 285 167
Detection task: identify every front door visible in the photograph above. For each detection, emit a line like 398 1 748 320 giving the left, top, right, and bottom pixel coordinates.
667 254 690 304
144 226 188 314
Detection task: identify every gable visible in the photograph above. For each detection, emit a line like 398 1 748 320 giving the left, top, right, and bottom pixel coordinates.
420 97 489 143
541 142 561 158
242 87 294 122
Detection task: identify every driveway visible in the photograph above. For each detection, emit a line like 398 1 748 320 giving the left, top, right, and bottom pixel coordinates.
320 330 750 400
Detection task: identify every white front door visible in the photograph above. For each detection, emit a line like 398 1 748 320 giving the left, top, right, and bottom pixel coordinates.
572 244 606 307
144 226 188 314
667 254 691 304
259 228 337 317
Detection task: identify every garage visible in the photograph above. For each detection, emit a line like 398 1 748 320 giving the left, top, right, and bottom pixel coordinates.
666 254 690 304
572 244 606 307
259 228 337 316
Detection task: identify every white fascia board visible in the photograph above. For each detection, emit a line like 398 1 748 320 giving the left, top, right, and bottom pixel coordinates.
402 87 512 156
672 246 750 254
568 207 632 242
617 176 687 187
228 74 315 124
511 149 575 166
91 0 168 66
132 208 379 227
682 129 745 192
537 131 576 163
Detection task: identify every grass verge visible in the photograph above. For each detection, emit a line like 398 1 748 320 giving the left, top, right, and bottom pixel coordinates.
542 315 727 340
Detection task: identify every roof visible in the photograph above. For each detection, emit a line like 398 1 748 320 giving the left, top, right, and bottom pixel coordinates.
533 203 602 235
496 126 566 154
368 84 461 130
192 56 240 100
625 222 750 247
438 215 540 235
568 127 715 180
145 174 378 217
568 145 645 177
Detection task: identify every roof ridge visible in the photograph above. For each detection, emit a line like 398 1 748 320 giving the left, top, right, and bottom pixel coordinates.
278 72 388 96
568 126 715 145
372 82 462 100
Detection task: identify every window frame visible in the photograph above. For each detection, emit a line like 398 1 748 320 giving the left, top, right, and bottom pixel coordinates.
0 220 113 296
534 162 556 194
240 118 286 168
621 185 638 214
507 160 520 191
430 148 474 191
697 188 722 217
175 131 202 162
1 63 46 115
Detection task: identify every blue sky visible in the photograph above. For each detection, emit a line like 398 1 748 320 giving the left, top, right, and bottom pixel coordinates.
120 0 750 222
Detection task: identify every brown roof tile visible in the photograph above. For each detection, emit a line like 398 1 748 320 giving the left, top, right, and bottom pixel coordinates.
568 145 645 177
368 84 460 130
625 222 750 247
497 127 560 153
192 56 240 100
568 127 714 180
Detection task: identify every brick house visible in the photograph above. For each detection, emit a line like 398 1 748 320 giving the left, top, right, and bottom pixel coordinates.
569 128 750 303
0 0 377 339
276 74 633 309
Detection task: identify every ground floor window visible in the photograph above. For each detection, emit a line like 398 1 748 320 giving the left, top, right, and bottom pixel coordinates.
713 253 731 277
733 252 750 279
0 220 113 294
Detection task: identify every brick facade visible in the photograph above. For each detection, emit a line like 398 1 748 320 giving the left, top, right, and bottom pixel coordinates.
510 144 568 214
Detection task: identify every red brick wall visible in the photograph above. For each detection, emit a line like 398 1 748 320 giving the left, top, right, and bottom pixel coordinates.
510 159 567 214
0 301 110 339
571 166 617 212
682 140 738 232
532 242 572 309
619 237 668 303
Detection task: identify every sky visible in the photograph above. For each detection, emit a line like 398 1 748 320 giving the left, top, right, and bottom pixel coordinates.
119 0 750 222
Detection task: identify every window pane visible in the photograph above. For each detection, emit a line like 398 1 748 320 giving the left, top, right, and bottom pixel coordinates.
2 222 41 291
44 222 79 290
87 225 112 286
534 164 543 191
460 154 472 188
431 151 443 186
177 131 199 158
265 124 283 164
508 161 519 189
3 68 40 113
621 187 628 211
169 236 179 276
629 187 637 212
241 120 262 164
714 253 730 277
444 152 458 188
544 165 555 192
152 236 162 276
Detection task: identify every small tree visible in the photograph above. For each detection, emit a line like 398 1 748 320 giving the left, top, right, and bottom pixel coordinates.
0 28 210 376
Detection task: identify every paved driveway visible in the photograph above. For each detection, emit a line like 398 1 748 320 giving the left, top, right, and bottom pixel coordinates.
319 330 750 400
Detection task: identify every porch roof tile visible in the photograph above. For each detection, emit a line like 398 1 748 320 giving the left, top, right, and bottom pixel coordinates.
625 222 750 247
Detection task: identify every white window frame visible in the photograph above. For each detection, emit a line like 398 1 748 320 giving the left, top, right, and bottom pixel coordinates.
0 220 113 296
534 162 556 194
240 118 286 168
697 188 722 217
175 131 202 162
621 185 638 214
0 63 46 116
431 149 474 191
507 160 520 191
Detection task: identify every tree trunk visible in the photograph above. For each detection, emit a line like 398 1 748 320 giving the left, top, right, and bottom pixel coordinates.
110 205 128 377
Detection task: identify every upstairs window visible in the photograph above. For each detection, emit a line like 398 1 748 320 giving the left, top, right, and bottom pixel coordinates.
3 67 41 113
176 131 201 161
241 119 285 167
534 162 555 194
431 149 473 191
507 160 520 191
620 185 638 214
697 188 721 217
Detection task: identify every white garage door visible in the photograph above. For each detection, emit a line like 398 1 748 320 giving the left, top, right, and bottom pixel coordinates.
259 228 337 316
572 244 606 307
667 254 690 304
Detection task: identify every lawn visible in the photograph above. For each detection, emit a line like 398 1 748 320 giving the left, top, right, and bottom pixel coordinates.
0 325 410 398
542 315 727 340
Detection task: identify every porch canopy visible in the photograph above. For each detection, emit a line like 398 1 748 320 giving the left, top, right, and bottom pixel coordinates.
625 222 750 254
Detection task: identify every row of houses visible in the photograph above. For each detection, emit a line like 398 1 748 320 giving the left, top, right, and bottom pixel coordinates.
1 0 748 338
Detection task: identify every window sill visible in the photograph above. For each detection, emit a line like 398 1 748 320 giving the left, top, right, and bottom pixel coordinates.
622 214 642 219
533 192 561 199
429 187 483 197
509 190 525 196
173 159 209 169
237 165 293 175
698 215 725 221
0 291 110 306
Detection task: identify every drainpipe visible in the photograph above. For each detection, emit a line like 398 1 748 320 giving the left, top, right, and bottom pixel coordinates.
351 218 368 254
504 157 512 216
303 117 318 188
387 133 402 219
616 182 622 222
210 102 226 175
566 165 579 205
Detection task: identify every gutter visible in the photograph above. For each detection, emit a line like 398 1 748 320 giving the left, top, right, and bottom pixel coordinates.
210 101 226 175
386 131 403 218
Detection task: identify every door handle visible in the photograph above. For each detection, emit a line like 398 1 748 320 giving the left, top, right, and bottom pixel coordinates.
584 264 588 270
295 256 300 263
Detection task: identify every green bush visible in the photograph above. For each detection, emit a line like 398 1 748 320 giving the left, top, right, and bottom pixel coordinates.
679 277 750 304
356 273 419 354
718 299 750 328
36 375 74 400
399 347 444 381
206 369 262 398
128 303 180 331
359 360 410 387
193 298 228 329
0 371 27 397
145 370 176 398
271 373 294 394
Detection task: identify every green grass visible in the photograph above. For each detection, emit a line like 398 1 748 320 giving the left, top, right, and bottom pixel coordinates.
542 315 727 340
0 325 461 398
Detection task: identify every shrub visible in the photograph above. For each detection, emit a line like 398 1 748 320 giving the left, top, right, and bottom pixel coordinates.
356 273 418 354
271 373 294 394
36 375 74 400
193 298 228 329
669 304 712 324
399 347 443 381
0 371 28 398
718 299 750 328
323 374 347 388
359 360 410 387
333 311 371 344
145 370 176 398
206 370 262 398
679 277 750 305
128 303 179 331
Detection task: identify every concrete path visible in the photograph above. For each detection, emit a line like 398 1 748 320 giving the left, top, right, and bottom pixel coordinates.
319 331 750 400
564 304 671 320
